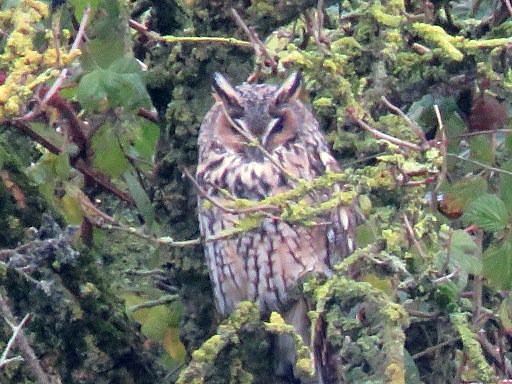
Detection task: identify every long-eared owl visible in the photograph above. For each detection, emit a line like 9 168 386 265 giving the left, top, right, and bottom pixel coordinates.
196 72 356 373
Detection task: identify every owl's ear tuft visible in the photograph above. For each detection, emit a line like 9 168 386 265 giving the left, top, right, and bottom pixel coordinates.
274 72 302 106
212 73 243 109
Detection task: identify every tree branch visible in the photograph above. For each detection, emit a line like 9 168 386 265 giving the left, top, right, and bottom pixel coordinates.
0 295 54 384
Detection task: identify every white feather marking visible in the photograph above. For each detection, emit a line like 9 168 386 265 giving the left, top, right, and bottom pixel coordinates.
347 237 354 252
327 228 335 243
340 208 350 230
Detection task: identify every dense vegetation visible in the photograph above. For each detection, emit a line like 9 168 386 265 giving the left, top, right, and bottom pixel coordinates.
1 0 512 382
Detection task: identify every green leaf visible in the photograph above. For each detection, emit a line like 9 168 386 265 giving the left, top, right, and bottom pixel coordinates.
434 281 459 311
404 349 421 384
61 190 83 225
407 95 461 137
444 113 466 154
109 56 142 74
355 223 375 247
91 124 129 178
68 0 101 19
469 135 494 165
483 239 512 290
505 133 512 154
499 160 512 215
131 120 160 159
55 152 71 180
77 69 108 110
497 296 512 334
123 171 154 227
108 57 151 109
77 57 151 111
29 122 65 148
449 230 482 275
463 194 509 232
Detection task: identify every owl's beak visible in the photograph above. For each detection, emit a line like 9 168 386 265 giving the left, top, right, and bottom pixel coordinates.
244 146 265 163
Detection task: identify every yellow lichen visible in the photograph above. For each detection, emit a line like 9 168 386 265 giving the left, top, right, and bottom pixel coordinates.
0 0 81 119
412 23 464 61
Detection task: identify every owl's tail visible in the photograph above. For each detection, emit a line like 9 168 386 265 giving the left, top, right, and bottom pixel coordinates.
276 298 343 384
274 297 328 384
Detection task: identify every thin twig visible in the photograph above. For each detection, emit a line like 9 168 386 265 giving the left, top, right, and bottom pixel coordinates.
124 268 165 276
42 6 91 105
403 213 427 259
472 230 484 328
128 19 251 49
447 153 512 176
308 0 330 53
404 176 437 186
183 168 280 215
412 337 460 359
355 118 423 151
434 104 447 192
454 128 512 138
433 269 460 284
231 8 277 70
407 309 441 319
220 104 300 181
0 313 31 368
503 0 512 17
477 330 512 376
100 223 201 247
381 96 428 146
137 107 159 123
127 294 180 312
412 42 431 54
4 120 135 203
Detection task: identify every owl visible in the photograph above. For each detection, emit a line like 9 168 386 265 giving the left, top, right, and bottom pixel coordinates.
196 72 356 380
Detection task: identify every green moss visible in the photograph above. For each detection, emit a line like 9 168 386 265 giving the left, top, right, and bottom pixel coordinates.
370 5 404 27
412 23 464 61
310 274 408 382
176 302 264 384
450 312 496 383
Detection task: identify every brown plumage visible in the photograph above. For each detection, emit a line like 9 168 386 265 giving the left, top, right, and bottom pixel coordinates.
196 72 356 381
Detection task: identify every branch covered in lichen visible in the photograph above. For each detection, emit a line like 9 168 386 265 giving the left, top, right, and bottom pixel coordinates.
264 312 315 380
311 274 409 383
176 302 260 384
450 312 496 383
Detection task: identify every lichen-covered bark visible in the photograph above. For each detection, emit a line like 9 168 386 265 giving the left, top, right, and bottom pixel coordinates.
0 129 48 247
0 215 163 383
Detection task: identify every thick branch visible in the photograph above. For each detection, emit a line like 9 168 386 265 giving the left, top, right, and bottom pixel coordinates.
0 295 54 384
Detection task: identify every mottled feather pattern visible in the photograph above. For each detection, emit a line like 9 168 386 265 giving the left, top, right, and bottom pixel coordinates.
196 73 356 317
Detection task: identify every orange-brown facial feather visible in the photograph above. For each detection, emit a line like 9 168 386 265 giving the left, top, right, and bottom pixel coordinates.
210 103 246 153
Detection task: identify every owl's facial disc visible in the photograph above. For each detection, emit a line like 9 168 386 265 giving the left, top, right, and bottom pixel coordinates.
212 72 302 155
261 72 302 150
